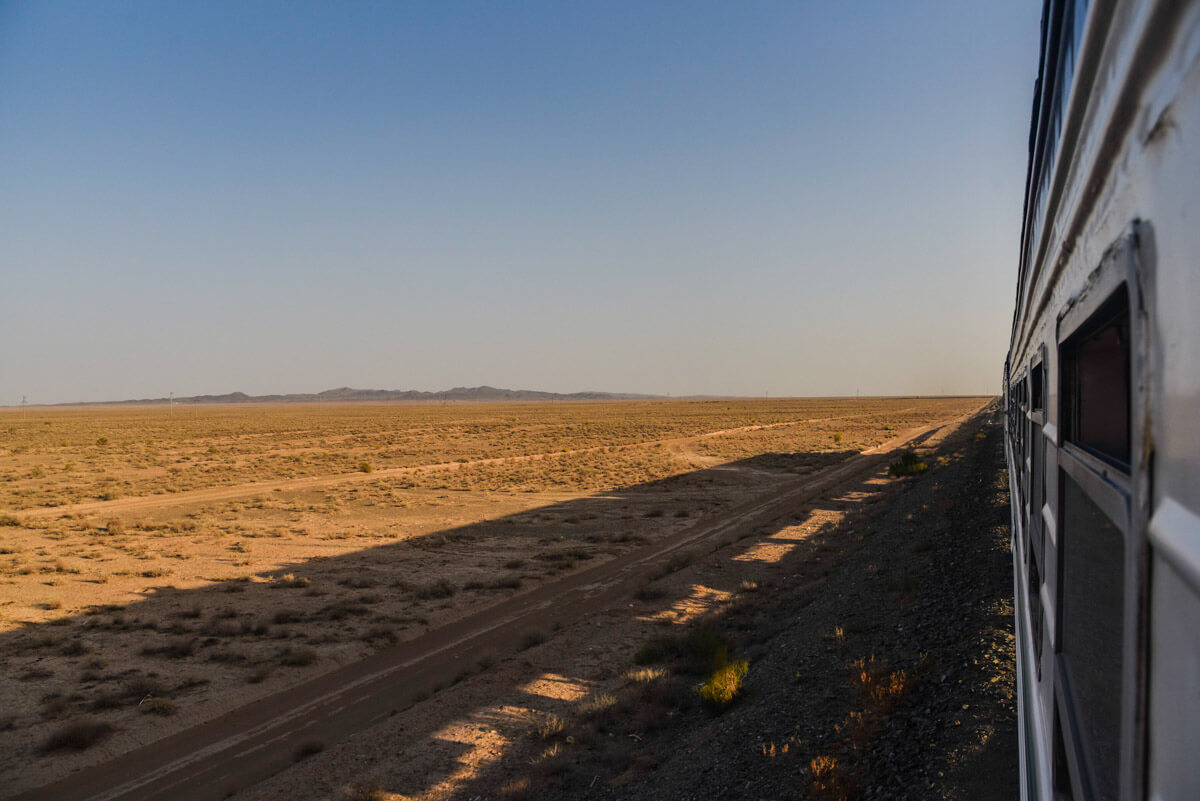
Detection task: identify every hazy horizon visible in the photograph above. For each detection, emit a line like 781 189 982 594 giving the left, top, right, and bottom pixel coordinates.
3 383 997 409
1 2 1037 405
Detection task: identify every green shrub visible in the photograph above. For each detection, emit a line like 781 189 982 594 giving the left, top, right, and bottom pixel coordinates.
889 450 928 477
698 659 749 709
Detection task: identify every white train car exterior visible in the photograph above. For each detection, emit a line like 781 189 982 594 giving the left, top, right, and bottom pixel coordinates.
1006 0 1200 799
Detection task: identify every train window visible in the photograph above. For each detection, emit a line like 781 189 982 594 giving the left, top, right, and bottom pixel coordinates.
1059 471 1124 801
1031 421 1044 556
1031 362 1044 411
1061 286 1130 467
1028 549 1043 675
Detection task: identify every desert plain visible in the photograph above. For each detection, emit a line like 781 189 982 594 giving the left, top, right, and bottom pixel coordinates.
0 396 991 799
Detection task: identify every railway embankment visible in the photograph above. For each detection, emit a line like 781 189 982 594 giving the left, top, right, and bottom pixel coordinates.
448 405 1017 801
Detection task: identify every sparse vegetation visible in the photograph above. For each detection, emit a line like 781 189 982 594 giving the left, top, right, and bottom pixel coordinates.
0 395 985 789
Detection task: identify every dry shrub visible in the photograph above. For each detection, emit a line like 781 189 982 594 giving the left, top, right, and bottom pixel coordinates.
533 711 571 740
279 647 317 667
650 549 693 580
499 778 532 800
138 696 176 716
849 655 910 714
809 754 854 801
414 579 455 600
344 782 387 801
141 638 196 659
39 720 114 753
634 626 727 673
624 666 667 684
270 573 309 589
578 692 617 719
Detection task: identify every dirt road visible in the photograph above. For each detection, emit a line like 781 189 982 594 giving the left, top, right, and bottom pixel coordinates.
14 410 978 801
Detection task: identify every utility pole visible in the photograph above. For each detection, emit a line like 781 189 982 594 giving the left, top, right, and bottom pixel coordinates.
169 392 175 415
21 395 27 421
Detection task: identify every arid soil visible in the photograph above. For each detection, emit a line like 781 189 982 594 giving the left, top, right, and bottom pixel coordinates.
0 397 994 799
244 402 1013 801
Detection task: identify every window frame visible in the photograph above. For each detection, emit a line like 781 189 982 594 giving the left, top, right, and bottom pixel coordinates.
1049 223 1153 801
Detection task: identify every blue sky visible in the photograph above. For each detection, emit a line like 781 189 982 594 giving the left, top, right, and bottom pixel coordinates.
1 1 1039 403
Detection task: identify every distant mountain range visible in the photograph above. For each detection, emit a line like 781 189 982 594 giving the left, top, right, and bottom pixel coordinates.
81 386 662 406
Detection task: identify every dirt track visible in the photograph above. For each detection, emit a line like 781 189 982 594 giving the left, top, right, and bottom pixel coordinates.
13 407 980 801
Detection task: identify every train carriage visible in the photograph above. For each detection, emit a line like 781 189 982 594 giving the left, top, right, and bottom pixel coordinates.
1006 0 1200 799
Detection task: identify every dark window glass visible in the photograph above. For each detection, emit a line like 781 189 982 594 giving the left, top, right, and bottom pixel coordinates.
1031 422 1044 557
1028 548 1043 672
1060 472 1124 801
1062 288 1130 466
1053 710 1075 798
1032 363 1044 411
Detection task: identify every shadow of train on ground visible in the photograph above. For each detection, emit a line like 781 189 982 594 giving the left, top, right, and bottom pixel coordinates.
372 408 1014 801
2 408 1015 800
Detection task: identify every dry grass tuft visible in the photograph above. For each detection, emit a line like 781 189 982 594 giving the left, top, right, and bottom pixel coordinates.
809 753 854 800
697 659 749 710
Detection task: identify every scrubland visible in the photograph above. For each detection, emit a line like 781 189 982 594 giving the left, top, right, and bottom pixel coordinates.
0 396 985 796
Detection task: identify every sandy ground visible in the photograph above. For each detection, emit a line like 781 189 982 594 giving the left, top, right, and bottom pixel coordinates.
0 397 987 799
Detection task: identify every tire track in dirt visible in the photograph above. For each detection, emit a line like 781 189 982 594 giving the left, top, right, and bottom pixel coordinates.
14 407 982 801
10 408 925 521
